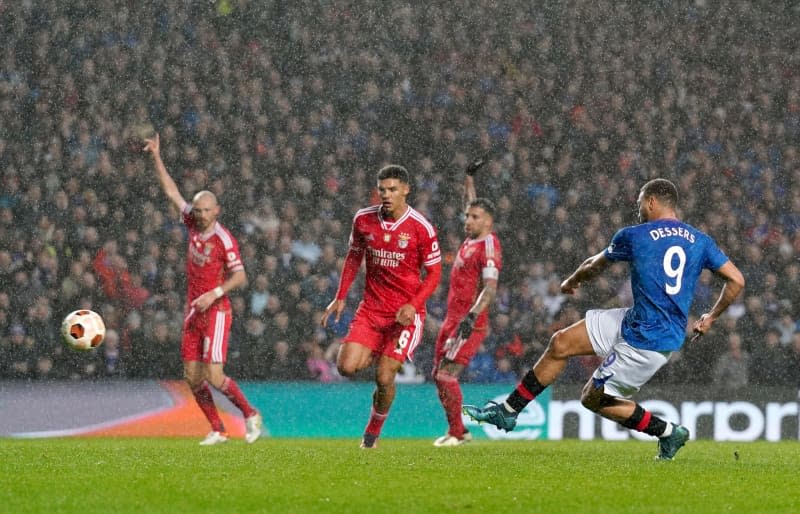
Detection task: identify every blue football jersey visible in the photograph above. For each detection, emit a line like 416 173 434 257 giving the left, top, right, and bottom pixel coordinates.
603 219 730 352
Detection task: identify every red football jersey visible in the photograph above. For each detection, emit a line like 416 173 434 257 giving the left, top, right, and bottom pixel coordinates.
182 204 244 307
446 232 502 322
349 205 441 315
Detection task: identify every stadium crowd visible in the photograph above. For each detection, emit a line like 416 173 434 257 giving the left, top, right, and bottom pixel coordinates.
1 1 800 389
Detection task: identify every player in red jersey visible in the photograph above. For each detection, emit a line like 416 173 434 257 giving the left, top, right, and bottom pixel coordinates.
321 164 442 448
431 157 502 446
144 134 262 446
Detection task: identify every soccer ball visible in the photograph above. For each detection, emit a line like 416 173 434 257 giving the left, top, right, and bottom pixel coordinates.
61 309 106 350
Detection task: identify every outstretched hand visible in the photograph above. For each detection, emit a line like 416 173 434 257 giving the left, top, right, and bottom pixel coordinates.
465 156 487 176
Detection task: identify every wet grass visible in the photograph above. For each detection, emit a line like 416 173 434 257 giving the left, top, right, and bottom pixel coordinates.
1 438 797 513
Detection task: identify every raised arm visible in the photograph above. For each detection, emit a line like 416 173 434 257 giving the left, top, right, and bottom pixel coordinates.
143 134 187 213
463 156 486 209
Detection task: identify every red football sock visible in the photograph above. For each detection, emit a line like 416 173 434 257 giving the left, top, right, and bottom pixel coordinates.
219 377 257 418
364 406 389 437
192 382 225 433
435 370 466 438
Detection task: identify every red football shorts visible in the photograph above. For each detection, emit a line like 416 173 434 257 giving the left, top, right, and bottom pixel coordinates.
345 305 426 363
433 314 488 368
181 305 232 364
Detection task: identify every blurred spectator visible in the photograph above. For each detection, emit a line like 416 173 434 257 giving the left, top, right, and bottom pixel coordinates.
268 340 303 380
4 324 36 379
291 227 322 265
305 342 340 383
713 333 750 393
466 344 498 383
128 321 181 379
100 329 124 377
749 328 790 386
0 294 10 337
249 274 271 317
772 311 797 347
785 333 800 387
237 316 271 380
93 242 149 311
493 356 518 383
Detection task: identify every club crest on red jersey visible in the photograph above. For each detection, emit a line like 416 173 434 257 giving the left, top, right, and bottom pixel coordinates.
189 241 212 265
398 232 411 248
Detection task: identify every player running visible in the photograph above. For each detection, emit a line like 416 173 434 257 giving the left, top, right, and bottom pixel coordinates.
464 178 744 460
321 164 442 448
432 157 502 447
144 134 263 446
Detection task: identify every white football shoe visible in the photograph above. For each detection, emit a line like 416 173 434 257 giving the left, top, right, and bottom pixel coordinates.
199 431 228 446
433 432 472 447
245 413 263 444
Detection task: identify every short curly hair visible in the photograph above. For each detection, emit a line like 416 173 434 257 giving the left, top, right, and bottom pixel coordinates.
641 178 678 208
377 164 410 184
468 198 496 217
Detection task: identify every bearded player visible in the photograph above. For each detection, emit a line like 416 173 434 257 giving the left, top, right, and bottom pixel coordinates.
322 164 442 448
431 157 502 446
464 178 745 461
144 134 262 446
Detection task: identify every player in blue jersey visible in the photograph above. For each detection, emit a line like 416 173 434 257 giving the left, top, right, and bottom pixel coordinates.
464 178 744 460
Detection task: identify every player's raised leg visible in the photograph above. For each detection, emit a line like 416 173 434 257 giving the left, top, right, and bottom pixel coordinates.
335 340 382 448
336 341 376 377
578 343 689 461
464 319 594 430
582 381 690 460
360 314 425 448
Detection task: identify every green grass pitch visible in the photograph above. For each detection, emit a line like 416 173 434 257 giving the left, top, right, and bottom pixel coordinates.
1 438 798 513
